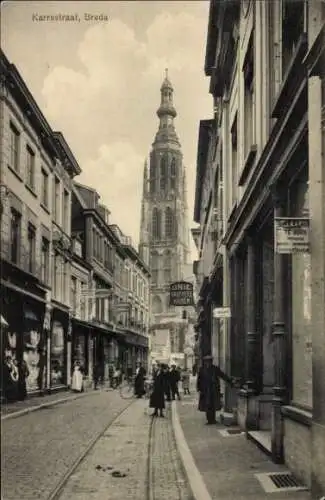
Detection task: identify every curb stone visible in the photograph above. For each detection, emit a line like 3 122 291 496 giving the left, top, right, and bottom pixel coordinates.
171 401 213 500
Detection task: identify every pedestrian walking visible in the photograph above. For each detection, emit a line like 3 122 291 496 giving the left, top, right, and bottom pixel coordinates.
197 355 236 425
134 362 146 398
108 364 114 388
149 364 166 417
93 362 100 390
71 361 83 392
182 369 190 395
170 364 181 400
164 365 172 402
18 358 29 400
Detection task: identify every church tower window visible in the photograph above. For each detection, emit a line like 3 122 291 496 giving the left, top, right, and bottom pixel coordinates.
165 207 174 239
171 158 176 189
160 156 167 191
163 250 172 283
150 161 156 194
152 207 161 240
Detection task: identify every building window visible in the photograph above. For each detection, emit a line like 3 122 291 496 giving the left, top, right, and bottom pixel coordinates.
9 122 20 172
10 209 21 265
150 158 156 194
80 284 86 320
160 156 167 191
41 237 50 284
26 145 35 190
71 276 77 315
151 270 158 284
53 252 59 298
171 158 176 189
243 34 255 159
152 207 161 240
53 177 60 223
27 223 36 273
165 207 174 239
41 168 49 207
282 0 305 79
231 114 238 204
62 189 69 233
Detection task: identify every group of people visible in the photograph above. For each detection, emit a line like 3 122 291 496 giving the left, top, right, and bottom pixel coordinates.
148 363 191 417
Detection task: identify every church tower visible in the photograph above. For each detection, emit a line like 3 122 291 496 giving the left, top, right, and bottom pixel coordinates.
139 71 191 353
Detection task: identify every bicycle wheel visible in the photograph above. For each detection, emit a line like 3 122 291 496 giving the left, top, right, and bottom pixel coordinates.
119 379 135 399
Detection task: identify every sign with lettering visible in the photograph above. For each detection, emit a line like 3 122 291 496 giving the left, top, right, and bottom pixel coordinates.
213 307 231 318
274 217 310 254
169 281 194 306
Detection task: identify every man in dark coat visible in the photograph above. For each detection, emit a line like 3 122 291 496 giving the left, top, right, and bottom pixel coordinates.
18 359 29 401
134 362 146 398
149 364 166 417
197 355 235 425
169 364 181 400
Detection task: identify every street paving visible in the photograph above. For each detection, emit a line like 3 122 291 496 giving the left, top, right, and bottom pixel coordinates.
1 390 131 499
2 391 192 500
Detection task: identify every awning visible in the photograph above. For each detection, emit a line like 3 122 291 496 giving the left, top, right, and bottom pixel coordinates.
1 314 9 327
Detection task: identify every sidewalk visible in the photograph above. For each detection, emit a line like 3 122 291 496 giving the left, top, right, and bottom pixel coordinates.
1 383 112 420
173 393 311 500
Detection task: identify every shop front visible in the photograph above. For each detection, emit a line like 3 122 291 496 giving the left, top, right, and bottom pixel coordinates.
71 318 90 375
0 275 47 400
50 305 70 390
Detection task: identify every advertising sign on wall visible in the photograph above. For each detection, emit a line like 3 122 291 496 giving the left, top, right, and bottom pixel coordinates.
274 217 310 254
169 281 194 306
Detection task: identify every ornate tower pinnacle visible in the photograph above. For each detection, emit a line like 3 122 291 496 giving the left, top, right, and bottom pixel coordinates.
154 70 179 147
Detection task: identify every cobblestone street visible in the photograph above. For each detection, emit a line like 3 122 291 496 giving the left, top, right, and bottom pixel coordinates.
2 390 131 499
2 392 192 500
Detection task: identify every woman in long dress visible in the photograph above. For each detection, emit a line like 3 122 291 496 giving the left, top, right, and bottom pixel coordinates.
71 362 83 392
149 364 167 417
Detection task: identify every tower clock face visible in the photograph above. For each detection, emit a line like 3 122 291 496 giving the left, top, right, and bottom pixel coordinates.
242 0 250 17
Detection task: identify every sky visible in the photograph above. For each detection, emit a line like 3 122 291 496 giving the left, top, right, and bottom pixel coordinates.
1 1 212 258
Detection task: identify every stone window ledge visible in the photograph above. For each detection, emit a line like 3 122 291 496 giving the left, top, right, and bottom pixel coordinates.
281 404 312 427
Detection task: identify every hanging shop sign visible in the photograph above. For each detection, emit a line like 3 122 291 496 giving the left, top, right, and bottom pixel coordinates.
274 217 310 254
213 307 231 318
169 281 194 306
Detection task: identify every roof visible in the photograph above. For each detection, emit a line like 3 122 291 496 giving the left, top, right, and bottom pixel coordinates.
204 0 219 76
52 132 82 177
193 119 214 223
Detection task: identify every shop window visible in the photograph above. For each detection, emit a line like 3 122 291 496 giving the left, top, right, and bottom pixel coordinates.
10 208 21 265
41 237 50 284
27 223 36 273
41 168 49 208
243 34 255 159
9 121 20 173
26 145 35 191
282 0 305 79
51 320 65 386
